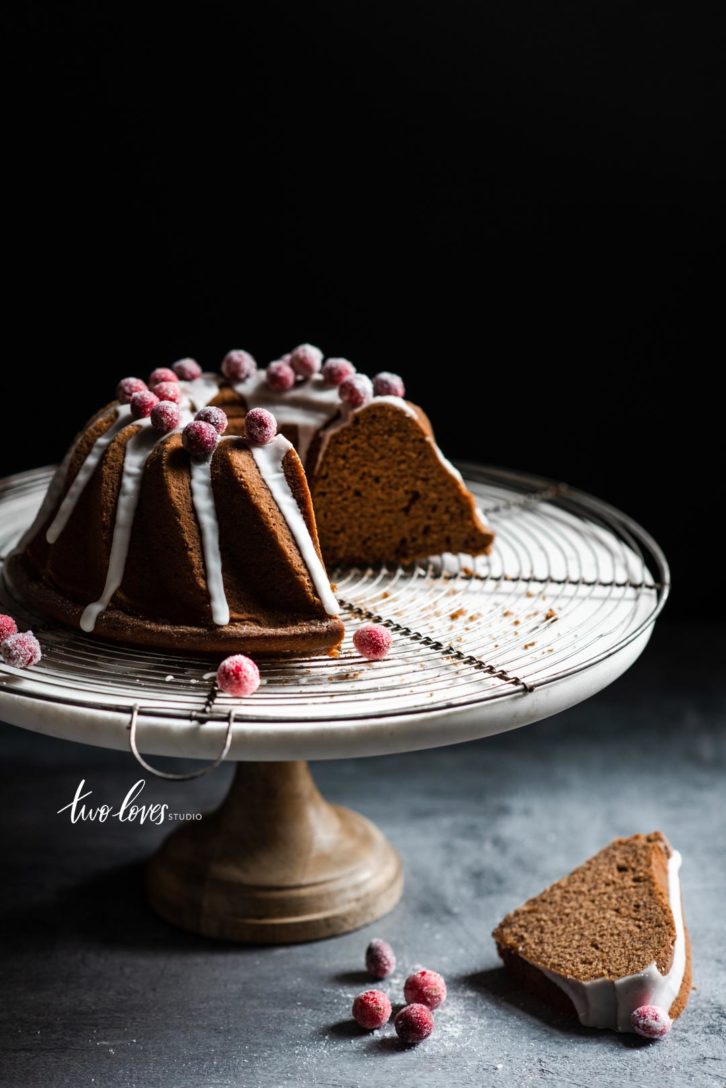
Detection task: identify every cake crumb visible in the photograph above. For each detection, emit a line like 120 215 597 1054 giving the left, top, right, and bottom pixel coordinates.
513 619 521 626
524 641 536 650
502 610 513 617
449 608 466 621
545 608 557 620
525 591 534 598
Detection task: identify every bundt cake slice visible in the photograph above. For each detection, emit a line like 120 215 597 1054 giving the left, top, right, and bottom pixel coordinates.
492 832 692 1033
7 388 343 657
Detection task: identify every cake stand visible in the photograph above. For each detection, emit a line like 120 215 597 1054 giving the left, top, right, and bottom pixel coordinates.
0 464 669 943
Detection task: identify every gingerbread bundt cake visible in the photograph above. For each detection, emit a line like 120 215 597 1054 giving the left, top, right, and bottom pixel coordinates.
6 347 494 655
492 832 692 1033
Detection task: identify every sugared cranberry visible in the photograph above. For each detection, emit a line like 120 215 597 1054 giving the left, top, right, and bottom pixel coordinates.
353 624 393 661
266 359 296 392
352 990 392 1031
182 420 219 459
339 374 373 409
1 631 42 669
321 357 356 386
630 1005 672 1039
130 390 159 420
195 406 228 435
289 343 323 378
0 614 18 642
150 380 182 404
148 367 179 387
173 357 203 381
394 1004 434 1045
365 938 396 979
245 407 277 445
217 654 260 697
150 401 181 434
116 377 147 404
221 349 257 383
373 371 405 398
403 969 447 1010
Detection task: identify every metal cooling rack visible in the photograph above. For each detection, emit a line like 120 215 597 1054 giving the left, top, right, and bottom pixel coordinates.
0 464 669 727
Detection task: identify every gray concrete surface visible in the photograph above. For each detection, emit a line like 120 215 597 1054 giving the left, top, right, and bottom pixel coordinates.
0 620 724 1088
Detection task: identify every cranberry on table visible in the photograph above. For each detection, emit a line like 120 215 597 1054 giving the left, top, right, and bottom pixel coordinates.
130 390 159 420
0 614 18 642
289 343 323 378
373 371 405 398
339 374 373 409
365 938 396 979
116 377 147 404
150 380 182 404
150 401 181 434
1 631 42 669
182 421 219 459
403 968 447 1010
352 990 392 1031
321 357 356 386
221 349 257 383
353 624 393 661
173 358 203 381
148 367 178 387
630 1005 672 1039
195 406 228 435
394 1003 434 1044
217 654 260 697
265 359 296 392
245 407 277 445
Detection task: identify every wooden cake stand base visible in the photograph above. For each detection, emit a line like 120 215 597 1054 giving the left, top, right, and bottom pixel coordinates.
146 760 403 943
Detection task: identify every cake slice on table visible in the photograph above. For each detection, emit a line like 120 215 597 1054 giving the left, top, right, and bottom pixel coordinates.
492 832 691 1035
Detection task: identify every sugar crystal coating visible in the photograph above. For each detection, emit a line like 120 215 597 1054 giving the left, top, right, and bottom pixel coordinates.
130 390 159 419
373 371 405 398
150 400 181 434
217 654 261 697
116 377 147 404
322 358 356 386
352 990 392 1031
403 968 447 1010
2 630 42 669
150 380 182 404
266 359 296 392
222 349 257 383
0 614 18 642
182 420 219 459
289 343 323 378
195 406 228 434
173 358 203 381
149 367 179 387
365 938 396 979
245 407 277 445
394 1004 434 1044
353 624 393 661
631 1005 672 1039
339 373 373 408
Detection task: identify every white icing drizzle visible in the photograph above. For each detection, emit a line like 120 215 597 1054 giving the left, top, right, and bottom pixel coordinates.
189 456 230 626
184 373 224 412
534 850 686 1032
80 419 161 632
250 437 340 616
46 406 133 544
234 372 341 464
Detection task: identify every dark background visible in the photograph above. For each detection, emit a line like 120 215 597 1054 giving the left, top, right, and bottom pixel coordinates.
1 3 723 619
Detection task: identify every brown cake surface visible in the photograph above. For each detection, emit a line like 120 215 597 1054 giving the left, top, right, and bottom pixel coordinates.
306 399 494 565
493 832 692 1026
8 396 344 656
7 351 494 655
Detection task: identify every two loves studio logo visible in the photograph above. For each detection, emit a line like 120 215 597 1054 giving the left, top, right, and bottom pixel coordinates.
57 779 202 825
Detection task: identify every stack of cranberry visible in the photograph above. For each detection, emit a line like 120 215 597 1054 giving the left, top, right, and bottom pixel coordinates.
352 938 447 1045
0 613 42 670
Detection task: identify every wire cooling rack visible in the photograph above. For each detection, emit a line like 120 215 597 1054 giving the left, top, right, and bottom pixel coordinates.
0 464 668 730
